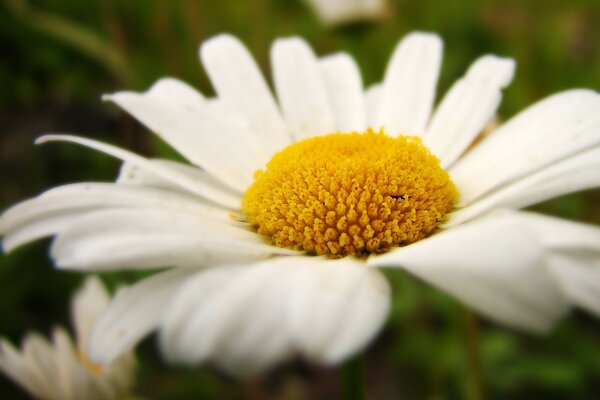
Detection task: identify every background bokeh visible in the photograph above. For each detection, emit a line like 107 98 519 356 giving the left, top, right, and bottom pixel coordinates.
1 0 599 398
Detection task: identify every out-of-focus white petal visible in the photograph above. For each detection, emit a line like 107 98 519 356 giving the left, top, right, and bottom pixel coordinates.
201 34 290 161
303 0 387 26
369 213 569 332
35 135 241 208
547 253 600 317
72 277 110 352
451 90 600 206
425 55 515 167
272 37 336 141
161 257 390 376
90 268 195 364
373 32 443 136
289 257 390 364
0 339 52 399
319 53 367 132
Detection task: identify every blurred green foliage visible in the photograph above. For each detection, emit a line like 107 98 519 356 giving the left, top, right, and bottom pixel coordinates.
0 0 599 399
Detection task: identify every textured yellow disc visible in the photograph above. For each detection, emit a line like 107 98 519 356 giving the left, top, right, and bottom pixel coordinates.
242 129 458 257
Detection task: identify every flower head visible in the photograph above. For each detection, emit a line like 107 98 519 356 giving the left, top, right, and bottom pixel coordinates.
1 32 600 377
0 277 136 399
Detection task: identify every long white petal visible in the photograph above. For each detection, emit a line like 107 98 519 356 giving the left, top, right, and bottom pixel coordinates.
289 257 390 364
319 53 367 132
49 208 290 270
0 182 235 252
373 32 443 136
104 81 258 191
201 34 290 159
272 37 336 140
451 90 600 206
425 55 515 167
445 145 600 226
89 268 195 364
35 135 241 208
117 159 239 200
369 213 569 332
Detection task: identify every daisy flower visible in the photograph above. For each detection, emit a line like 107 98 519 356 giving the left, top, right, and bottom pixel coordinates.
1 32 600 377
0 277 135 399
302 0 388 26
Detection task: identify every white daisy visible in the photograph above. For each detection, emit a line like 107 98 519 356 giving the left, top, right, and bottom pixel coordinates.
302 0 388 26
0 276 135 399
1 32 600 378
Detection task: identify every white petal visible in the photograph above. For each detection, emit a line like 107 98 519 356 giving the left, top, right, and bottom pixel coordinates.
304 0 386 26
373 32 443 136
0 339 53 399
161 257 390 376
201 34 290 160
117 159 239 200
319 53 367 132
369 213 569 332
71 277 110 351
365 83 381 127
0 182 234 252
445 145 600 226
104 82 258 191
289 257 390 364
35 134 241 208
50 208 289 270
425 55 515 167
272 37 336 140
451 90 600 206
89 268 195 364
547 253 600 317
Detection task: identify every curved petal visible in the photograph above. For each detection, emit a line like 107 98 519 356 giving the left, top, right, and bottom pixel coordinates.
451 90 600 206
89 268 195 364
272 37 336 141
373 32 443 136
201 34 290 160
369 212 569 332
425 55 515 167
319 52 367 132
35 135 241 208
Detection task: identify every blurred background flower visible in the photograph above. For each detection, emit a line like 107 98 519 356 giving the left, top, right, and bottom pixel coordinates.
0 276 136 400
0 0 599 399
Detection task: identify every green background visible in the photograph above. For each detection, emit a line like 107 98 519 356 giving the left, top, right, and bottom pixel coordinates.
0 0 599 398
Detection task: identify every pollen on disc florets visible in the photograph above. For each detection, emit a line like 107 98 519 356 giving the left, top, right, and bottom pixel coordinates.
242 129 458 257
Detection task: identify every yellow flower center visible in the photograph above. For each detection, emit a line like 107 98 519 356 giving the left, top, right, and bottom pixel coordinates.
242 129 458 257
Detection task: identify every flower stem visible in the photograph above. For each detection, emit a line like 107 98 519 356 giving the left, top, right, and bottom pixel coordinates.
340 355 366 400
463 307 485 400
